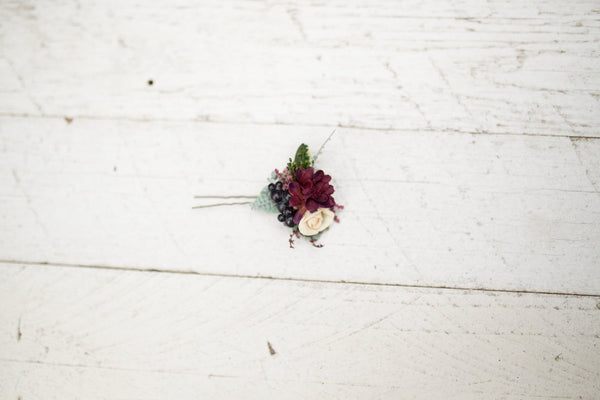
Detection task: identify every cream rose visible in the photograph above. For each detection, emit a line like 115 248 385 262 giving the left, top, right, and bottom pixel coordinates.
298 207 335 236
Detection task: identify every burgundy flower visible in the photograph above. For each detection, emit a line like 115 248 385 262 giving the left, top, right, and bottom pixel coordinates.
288 167 336 223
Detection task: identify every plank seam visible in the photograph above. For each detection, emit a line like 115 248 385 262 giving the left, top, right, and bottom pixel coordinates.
1 113 599 140
1 259 599 298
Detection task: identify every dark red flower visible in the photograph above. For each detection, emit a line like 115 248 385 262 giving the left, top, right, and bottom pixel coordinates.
288 167 336 223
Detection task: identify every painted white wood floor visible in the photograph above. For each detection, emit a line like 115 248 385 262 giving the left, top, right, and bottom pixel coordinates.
0 0 599 398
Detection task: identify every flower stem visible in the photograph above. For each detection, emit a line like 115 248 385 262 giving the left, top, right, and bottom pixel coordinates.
313 128 336 163
192 201 253 209
194 195 257 199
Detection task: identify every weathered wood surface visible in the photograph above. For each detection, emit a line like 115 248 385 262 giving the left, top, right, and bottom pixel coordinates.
1 263 599 399
1 0 599 398
0 0 599 136
1 117 599 294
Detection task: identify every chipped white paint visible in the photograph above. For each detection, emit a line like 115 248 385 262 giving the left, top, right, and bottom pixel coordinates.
0 0 599 398
0 264 599 399
0 0 599 136
1 118 599 293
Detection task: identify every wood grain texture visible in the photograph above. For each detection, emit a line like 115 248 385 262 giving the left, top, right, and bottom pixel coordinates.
1 1 600 397
1 117 599 294
0 0 598 136
0 263 599 399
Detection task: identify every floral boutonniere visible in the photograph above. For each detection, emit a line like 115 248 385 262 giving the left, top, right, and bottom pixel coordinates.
251 136 343 247
194 130 342 248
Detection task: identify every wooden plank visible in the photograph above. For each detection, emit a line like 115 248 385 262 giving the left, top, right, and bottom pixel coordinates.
0 0 598 136
0 263 598 399
1 117 599 294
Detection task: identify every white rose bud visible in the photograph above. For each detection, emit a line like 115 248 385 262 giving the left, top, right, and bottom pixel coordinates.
298 207 335 236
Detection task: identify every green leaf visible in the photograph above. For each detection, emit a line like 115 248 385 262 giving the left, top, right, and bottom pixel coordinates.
251 184 278 213
294 143 311 169
268 171 278 183
286 143 312 175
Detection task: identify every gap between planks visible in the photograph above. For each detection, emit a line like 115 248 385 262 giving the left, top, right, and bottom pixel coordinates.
2 259 599 299
1 113 599 141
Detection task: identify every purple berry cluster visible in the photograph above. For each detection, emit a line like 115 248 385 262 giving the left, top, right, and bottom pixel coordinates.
268 181 296 227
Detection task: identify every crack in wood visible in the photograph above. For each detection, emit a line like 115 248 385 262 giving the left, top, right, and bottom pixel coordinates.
1 113 599 140
568 137 600 196
2 260 598 298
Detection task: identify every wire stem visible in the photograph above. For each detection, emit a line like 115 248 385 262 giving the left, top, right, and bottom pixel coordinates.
194 195 257 199
192 201 253 209
313 128 337 163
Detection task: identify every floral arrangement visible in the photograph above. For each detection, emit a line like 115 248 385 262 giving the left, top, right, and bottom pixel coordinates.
251 142 342 247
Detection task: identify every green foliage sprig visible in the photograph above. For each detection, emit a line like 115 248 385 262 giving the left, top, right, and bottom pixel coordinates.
286 143 312 176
